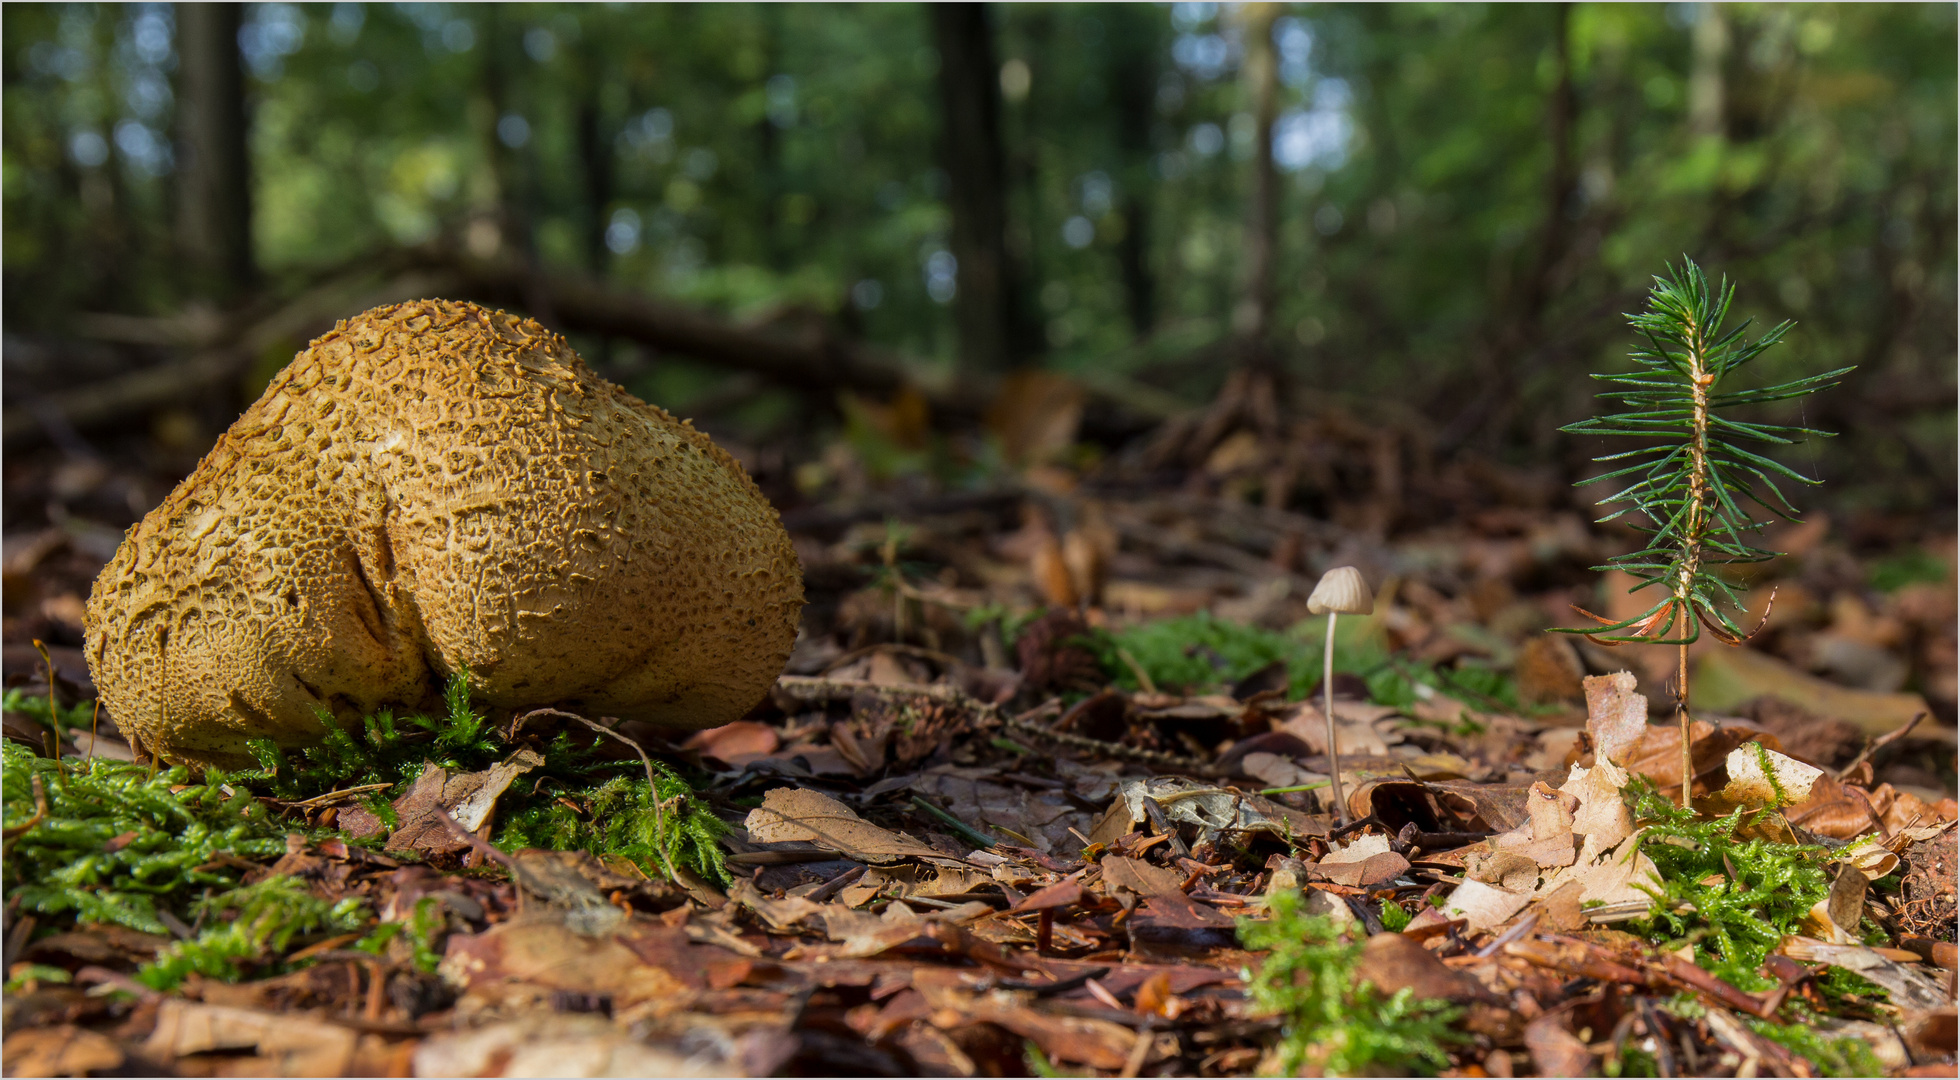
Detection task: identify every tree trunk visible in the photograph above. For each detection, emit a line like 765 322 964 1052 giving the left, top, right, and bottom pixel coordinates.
931 3 1034 371
1435 4 1579 452
574 36 615 366
174 3 253 303
1234 3 1281 354
1687 5 1729 140
1108 6 1160 339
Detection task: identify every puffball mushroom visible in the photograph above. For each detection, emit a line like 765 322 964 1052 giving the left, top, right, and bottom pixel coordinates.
1307 566 1374 824
83 300 804 769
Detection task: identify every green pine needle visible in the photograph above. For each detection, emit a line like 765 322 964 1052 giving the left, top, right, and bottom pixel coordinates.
1557 258 1851 645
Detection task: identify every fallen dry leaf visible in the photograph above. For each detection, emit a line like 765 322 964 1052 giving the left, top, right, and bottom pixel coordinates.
143 1000 357 1077
744 787 961 866
1695 647 1934 736
1777 937 1953 1010
1582 672 1649 765
2 1024 124 1077
412 1013 731 1077
1522 1013 1592 1078
1316 833 1412 887
386 750 543 855
1360 932 1497 1004
1100 854 1186 898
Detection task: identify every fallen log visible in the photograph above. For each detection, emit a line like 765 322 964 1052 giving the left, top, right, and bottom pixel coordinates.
6 245 1181 450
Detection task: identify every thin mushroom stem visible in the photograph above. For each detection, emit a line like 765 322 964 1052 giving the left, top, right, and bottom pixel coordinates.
1324 611 1346 825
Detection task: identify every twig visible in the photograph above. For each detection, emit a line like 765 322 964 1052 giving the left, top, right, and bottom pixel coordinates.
519 708 680 883
805 863 868 903
430 805 522 875
1 775 49 854
1114 647 1159 694
774 675 996 714
1475 912 1540 958
1004 716 1222 776
1836 711 1927 780
279 783 396 809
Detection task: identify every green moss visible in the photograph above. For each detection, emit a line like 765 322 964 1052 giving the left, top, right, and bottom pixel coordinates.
136 876 368 991
235 670 504 799
1379 898 1412 932
495 768 728 884
1745 1018 1885 1078
1661 997 1885 1079
1869 546 1949 593
222 670 728 884
1 741 287 936
1 687 97 732
1627 778 1834 991
3 964 74 993
1239 890 1464 1076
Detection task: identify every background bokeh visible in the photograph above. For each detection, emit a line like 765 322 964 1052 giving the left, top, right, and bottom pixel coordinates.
3 2 1954 531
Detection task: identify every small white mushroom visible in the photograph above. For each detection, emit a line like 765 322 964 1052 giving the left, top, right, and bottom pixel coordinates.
1307 565 1374 616
1308 566 1375 824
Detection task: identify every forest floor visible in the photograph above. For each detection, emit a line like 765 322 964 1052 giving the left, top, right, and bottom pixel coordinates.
2 411 1956 1078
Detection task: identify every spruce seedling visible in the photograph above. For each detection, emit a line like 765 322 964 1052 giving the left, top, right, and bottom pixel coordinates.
1557 258 1850 806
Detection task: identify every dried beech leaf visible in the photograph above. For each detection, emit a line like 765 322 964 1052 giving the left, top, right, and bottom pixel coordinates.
1582 672 1649 765
1721 743 1823 809
744 787 958 866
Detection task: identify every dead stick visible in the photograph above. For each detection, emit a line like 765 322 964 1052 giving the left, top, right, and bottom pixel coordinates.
1836 711 1927 781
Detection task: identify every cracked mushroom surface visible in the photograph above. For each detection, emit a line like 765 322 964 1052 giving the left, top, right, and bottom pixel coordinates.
84 300 804 769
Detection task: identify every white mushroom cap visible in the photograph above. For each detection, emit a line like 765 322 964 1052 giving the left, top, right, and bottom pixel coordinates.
1307 566 1374 615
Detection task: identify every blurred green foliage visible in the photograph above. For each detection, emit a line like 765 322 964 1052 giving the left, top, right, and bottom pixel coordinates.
2 3 1952 512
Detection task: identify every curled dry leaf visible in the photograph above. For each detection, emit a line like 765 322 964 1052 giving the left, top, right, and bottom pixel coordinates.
386 750 543 855
1777 937 1954 1011
412 1014 732 1078
1581 672 1648 765
1721 743 1823 809
144 1000 358 1076
1315 833 1411 888
743 787 960 867
1443 681 1659 929
1 1026 125 1078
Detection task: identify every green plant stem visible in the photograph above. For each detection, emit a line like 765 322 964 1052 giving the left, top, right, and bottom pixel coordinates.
1324 612 1346 825
1258 782 1331 796
1677 319 1714 809
911 795 998 851
1677 641 1693 808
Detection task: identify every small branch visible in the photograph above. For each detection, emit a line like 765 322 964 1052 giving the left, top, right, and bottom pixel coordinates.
1836 711 1927 781
277 783 397 809
1 775 50 852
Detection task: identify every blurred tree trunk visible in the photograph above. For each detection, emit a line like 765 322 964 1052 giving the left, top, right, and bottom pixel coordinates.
574 32 616 366
1687 5 1730 140
1436 3 1579 452
479 11 555 327
576 79 613 276
174 3 253 303
931 3 1035 371
482 9 528 255
1146 4 1284 471
1234 2 1281 355
1108 6 1160 339
757 7 787 271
